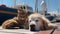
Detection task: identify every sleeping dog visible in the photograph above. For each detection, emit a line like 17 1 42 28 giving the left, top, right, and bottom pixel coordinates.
28 13 57 31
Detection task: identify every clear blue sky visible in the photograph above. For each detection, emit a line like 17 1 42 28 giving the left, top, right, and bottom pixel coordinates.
0 0 60 11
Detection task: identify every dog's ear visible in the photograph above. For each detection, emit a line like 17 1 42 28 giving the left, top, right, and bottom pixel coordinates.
42 19 48 30
40 15 49 30
41 15 51 24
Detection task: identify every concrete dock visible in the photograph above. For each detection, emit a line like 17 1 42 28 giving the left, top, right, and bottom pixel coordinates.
0 23 60 34
0 26 36 34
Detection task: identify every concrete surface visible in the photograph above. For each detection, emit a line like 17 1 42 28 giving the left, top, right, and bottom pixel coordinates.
0 23 60 34
35 23 60 34
0 26 36 34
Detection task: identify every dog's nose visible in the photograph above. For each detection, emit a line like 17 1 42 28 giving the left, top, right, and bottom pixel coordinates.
30 24 35 28
30 24 36 31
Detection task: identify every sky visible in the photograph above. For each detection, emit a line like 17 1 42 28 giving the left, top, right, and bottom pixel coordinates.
0 0 60 12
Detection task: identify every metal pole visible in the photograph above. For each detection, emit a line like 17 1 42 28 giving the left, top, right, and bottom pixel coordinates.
58 8 59 16
35 0 38 13
41 0 47 16
14 0 16 8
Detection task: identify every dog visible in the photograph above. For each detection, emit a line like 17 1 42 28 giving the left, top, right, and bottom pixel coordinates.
2 10 29 29
28 13 57 31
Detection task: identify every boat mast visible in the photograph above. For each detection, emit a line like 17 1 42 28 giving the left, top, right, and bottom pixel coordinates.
14 0 16 8
58 8 59 16
35 0 38 13
41 0 47 16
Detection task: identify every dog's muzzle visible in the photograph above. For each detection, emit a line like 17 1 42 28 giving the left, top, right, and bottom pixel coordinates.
30 24 36 31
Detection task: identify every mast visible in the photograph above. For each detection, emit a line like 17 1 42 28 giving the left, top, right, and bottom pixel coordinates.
58 8 59 16
14 0 16 8
35 0 38 13
41 0 47 15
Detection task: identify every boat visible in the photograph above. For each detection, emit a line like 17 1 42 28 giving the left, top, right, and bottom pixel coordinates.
0 4 33 25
